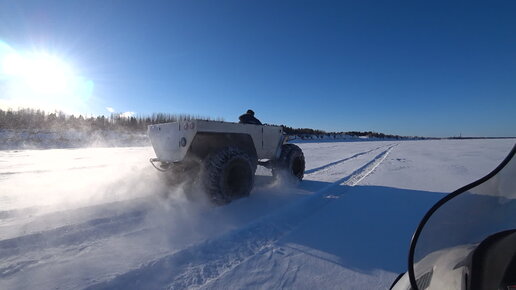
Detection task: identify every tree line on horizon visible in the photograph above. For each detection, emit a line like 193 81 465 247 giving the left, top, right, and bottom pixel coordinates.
280 125 407 140
0 108 408 139
0 108 220 132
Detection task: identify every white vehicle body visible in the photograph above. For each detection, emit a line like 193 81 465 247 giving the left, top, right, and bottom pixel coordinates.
147 119 305 204
148 120 285 163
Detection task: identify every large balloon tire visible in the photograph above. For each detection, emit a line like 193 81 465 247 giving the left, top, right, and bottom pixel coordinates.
272 144 305 181
202 147 256 205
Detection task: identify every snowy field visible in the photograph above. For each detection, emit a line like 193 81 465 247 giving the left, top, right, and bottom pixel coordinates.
0 139 514 289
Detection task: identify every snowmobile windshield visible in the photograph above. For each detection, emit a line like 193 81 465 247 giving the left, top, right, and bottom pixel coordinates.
408 144 516 290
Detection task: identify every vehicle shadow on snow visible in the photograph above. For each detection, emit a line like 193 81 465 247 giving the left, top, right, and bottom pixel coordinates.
213 176 443 275
213 175 312 222
276 181 444 274
220 177 444 275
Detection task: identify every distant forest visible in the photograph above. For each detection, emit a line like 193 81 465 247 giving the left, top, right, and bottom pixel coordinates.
280 125 406 139
0 108 220 132
0 108 407 139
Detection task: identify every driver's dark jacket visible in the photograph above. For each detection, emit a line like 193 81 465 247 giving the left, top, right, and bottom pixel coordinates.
239 113 262 125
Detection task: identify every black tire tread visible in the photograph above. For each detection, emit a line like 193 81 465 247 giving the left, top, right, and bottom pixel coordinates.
273 144 305 180
202 147 256 204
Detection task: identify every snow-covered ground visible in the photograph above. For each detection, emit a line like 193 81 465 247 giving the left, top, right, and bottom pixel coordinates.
0 129 149 150
0 139 514 289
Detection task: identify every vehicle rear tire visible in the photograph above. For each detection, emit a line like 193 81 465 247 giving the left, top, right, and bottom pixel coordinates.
272 144 305 181
202 147 257 205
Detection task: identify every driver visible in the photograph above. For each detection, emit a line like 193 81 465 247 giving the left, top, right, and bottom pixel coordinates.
239 109 262 125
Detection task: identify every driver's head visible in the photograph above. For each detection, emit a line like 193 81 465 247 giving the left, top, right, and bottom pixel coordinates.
246 109 255 116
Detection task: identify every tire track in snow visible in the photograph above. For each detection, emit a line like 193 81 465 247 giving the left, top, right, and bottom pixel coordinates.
304 144 389 175
87 145 397 290
331 144 396 187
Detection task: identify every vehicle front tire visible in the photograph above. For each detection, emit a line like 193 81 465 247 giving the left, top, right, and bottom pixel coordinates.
272 144 305 181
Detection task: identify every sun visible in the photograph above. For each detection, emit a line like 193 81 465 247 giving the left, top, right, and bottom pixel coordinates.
0 42 94 113
3 52 74 95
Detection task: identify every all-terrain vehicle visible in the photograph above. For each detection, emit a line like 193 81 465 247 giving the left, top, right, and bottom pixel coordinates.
391 144 516 290
148 120 305 204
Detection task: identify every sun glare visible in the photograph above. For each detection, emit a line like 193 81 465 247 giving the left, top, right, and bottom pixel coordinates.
3 52 74 94
0 41 94 113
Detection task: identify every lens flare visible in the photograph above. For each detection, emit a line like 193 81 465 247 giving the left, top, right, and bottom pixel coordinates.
0 41 94 113
3 52 73 94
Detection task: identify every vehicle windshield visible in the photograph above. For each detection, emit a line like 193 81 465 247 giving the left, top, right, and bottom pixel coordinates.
410 145 516 289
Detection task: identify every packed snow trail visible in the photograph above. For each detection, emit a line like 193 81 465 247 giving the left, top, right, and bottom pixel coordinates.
314 145 395 189
304 144 390 175
88 146 397 289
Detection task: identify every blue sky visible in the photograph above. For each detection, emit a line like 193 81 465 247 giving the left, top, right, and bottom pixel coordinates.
0 0 515 137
